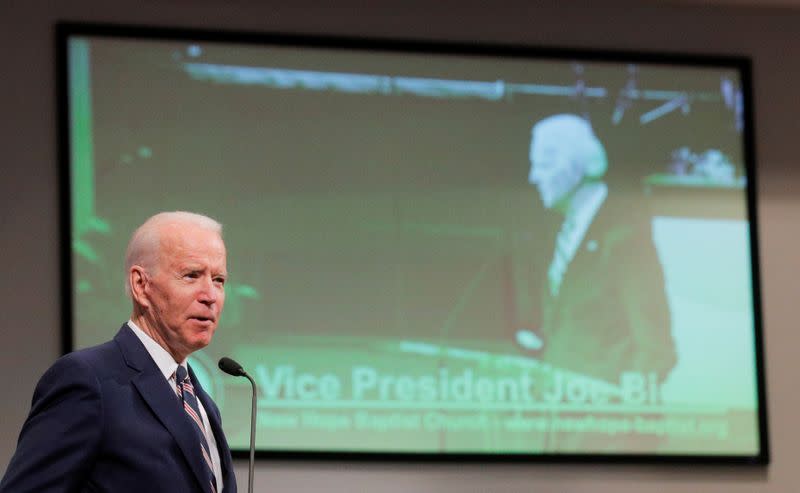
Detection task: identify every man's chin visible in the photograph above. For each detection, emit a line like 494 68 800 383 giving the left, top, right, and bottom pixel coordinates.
187 324 216 348
187 337 213 355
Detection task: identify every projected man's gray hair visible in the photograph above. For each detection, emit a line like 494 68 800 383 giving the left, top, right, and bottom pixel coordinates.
532 113 608 179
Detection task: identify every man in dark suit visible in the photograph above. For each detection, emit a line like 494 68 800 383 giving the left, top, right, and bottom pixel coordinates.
517 113 676 384
1 211 237 492
514 115 677 452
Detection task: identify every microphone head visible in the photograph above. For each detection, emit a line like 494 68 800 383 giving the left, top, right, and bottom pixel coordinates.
218 356 246 377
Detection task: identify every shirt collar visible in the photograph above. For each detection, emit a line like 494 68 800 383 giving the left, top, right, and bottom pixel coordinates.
566 181 607 225
127 320 187 380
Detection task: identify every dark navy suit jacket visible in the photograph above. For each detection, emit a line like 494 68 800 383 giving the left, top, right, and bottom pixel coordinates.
0 325 237 493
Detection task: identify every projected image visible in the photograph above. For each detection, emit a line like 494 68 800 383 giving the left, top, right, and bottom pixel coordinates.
65 33 762 458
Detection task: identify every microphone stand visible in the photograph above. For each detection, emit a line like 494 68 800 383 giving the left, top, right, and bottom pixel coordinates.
218 357 257 493
244 371 257 493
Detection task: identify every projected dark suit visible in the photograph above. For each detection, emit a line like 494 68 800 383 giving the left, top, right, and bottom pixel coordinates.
537 194 676 384
0 325 237 493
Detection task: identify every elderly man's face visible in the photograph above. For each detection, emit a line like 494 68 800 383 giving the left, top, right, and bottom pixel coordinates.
142 223 227 361
528 128 585 210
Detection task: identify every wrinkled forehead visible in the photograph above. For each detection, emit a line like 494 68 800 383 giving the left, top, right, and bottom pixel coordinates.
159 223 226 264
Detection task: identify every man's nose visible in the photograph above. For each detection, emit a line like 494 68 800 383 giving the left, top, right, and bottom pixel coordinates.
197 277 218 305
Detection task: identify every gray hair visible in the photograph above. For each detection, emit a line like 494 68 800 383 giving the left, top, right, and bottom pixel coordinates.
531 114 608 179
124 211 223 298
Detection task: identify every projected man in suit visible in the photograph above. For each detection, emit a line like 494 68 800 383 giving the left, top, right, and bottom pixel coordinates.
517 114 676 387
1 212 237 493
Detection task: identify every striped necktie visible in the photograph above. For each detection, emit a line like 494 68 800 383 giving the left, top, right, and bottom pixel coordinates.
548 215 577 297
176 365 218 493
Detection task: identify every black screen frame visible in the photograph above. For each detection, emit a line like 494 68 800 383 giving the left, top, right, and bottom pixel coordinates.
56 21 769 465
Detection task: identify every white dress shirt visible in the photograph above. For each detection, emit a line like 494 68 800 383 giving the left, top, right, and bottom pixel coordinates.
127 320 224 491
548 182 608 296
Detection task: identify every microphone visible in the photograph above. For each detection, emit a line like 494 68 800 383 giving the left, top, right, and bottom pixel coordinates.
218 357 257 493
218 356 246 377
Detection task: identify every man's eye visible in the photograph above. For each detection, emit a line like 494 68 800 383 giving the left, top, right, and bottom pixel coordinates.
184 272 199 279
214 277 226 285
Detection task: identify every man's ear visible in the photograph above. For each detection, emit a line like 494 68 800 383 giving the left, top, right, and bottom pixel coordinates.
129 266 150 308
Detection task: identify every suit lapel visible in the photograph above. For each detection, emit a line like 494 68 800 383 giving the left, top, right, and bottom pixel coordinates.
114 326 213 493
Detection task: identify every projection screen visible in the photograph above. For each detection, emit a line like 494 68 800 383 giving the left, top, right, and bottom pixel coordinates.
59 23 768 462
